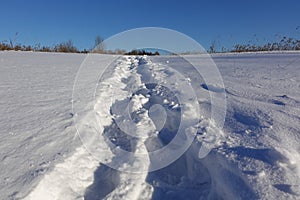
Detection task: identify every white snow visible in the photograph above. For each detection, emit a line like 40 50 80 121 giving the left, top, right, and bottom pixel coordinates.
0 51 300 199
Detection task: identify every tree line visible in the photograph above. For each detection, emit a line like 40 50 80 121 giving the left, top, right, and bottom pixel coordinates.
1 34 299 54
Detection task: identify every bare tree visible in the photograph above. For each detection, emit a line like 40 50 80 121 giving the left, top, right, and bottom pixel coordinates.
3 32 19 48
93 35 105 53
209 40 217 53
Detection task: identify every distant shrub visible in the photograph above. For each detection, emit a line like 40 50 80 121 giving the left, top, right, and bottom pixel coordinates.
54 40 79 53
0 43 12 51
126 49 160 56
14 45 21 51
114 49 127 55
23 45 33 51
39 46 52 52
208 40 217 53
80 49 89 54
231 36 300 53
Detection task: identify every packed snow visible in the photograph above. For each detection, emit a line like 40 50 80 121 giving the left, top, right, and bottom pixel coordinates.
0 51 300 199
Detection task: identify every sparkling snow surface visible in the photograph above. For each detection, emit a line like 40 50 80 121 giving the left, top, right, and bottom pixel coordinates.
1 51 300 200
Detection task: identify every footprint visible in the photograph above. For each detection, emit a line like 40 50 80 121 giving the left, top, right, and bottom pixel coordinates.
201 83 225 93
273 184 300 196
271 99 285 106
229 146 288 166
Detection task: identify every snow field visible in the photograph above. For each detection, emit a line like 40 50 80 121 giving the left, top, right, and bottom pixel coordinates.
0 52 299 199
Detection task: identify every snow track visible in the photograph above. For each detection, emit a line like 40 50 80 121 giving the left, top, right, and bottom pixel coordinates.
24 56 149 199
24 56 224 200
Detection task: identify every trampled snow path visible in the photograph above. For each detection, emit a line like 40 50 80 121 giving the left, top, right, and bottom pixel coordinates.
24 55 223 199
24 56 151 199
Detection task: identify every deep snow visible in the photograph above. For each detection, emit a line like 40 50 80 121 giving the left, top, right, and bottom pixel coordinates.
0 51 300 199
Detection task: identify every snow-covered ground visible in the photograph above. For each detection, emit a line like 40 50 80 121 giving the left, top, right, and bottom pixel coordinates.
1 51 300 199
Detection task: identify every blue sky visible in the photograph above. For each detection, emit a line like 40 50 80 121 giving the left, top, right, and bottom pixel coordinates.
0 0 299 51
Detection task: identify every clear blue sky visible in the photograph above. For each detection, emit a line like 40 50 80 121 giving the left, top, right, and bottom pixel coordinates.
0 0 299 51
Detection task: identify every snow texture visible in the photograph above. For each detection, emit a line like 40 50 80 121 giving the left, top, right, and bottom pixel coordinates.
0 51 300 200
